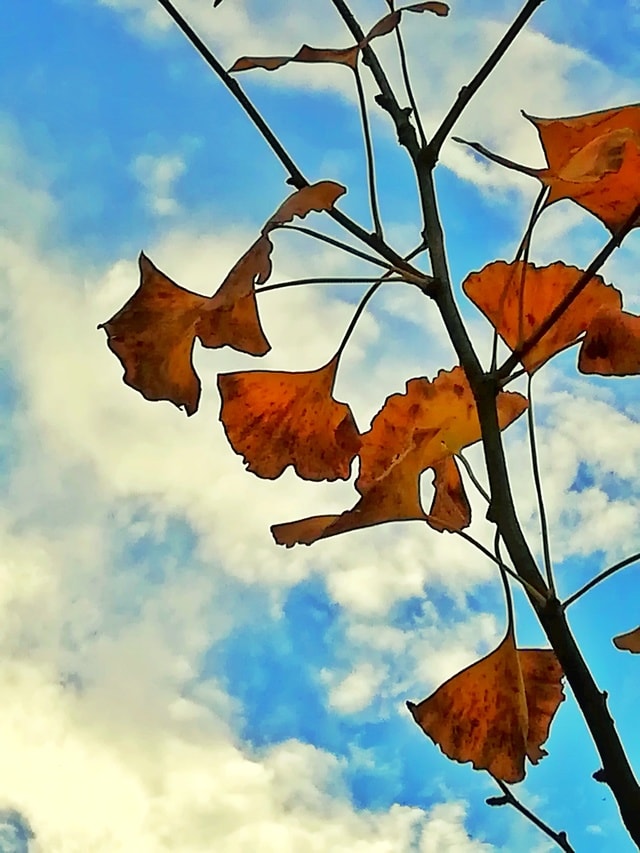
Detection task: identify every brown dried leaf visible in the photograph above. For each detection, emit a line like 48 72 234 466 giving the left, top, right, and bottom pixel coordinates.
463 261 622 373
264 181 346 232
613 626 640 653
100 250 270 415
407 629 565 783
218 356 361 481
272 367 527 546
579 308 640 375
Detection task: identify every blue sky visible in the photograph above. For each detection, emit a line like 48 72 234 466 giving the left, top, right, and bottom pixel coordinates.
3 0 640 850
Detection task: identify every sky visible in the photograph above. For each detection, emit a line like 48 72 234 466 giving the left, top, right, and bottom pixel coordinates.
3 0 640 850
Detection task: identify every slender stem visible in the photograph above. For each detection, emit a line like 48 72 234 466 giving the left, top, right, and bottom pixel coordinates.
393 24 428 147
456 530 547 605
256 276 404 294
527 375 555 595
495 530 515 627
353 65 383 237
278 225 395 270
453 137 539 177
335 282 383 359
564 552 640 610
497 199 640 381
154 0 424 279
455 451 490 503
427 0 547 159
488 781 576 852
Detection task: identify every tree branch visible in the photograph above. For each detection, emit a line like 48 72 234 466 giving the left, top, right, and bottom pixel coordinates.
487 780 575 853
563 551 640 610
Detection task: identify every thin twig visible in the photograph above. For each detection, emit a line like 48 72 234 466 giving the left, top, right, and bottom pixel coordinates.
427 0 547 159
278 225 395 270
353 65 383 237
455 451 491 503
563 551 640 610
453 137 539 177
456 530 548 605
256 276 405 294
488 781 575 852
393 20 428 147
496 199 640 381
526 375 555 595
154 0 423 279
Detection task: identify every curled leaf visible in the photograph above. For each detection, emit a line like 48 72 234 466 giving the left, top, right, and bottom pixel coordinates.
218 356 361 481
100 250 270 415
463 261 622 373
407 629 565 783
272 366 527 546
579 308 640 375
613 626 640 653
230 4 448 73
264 181 346 232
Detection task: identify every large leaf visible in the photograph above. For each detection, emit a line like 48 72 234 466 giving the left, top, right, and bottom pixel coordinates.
407 629 565 783
463 261 622 373
101 181 345 414
272 366 527 546
218 356 361 481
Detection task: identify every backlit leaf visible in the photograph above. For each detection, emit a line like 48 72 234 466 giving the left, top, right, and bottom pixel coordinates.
230 4 448 73
272 366 527 546
100 249 270 416
613 626 640 653
218 356 361 481
407 629 565 783
463 261 622 373
579 308 640 375
101 182 345 414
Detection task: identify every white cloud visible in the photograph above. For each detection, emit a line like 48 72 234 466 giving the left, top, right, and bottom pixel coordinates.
131 152 186 216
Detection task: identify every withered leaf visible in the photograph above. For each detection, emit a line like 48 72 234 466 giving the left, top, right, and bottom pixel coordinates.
463 261 622 373
272 366 527 546
100 250 270 416
101 182 345 414
579 308 640 376
613 626 640 653
230 3 448 73
407 628 565 783
218 356 361 481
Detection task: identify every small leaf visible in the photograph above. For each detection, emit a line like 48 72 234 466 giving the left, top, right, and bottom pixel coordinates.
613 625 640 652
579 308 640 375
218 356 361 481
100 250 270 415
264 181 346 232
407 629 565 783
463 261 622 373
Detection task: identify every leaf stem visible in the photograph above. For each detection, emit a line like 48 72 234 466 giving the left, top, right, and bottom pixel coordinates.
527 375 555 595
487 780 576 852
455 451 490 503
563 552 640 610
353 65 384 237
427 0 547 159
278 225 395 270
453 137 539 178
256 276 405 294
392 18 428 147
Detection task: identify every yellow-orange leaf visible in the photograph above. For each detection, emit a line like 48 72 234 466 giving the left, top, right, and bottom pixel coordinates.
264 181 346 232
272 366 527 546
218 356 361 481
528 105 640 233
463 261 622 373
613 626 640 652
407 629 565 783
579 308 640 375
100 250 270 416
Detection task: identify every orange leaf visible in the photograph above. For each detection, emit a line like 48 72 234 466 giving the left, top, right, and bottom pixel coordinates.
100 250 270 415
263 181 346 232
101 182 345 414
272 367 527 546
613 626 640 653
528 105 640 233
218 356 361 481
407 629 565 783
463 261 622 373
579 308 640 375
